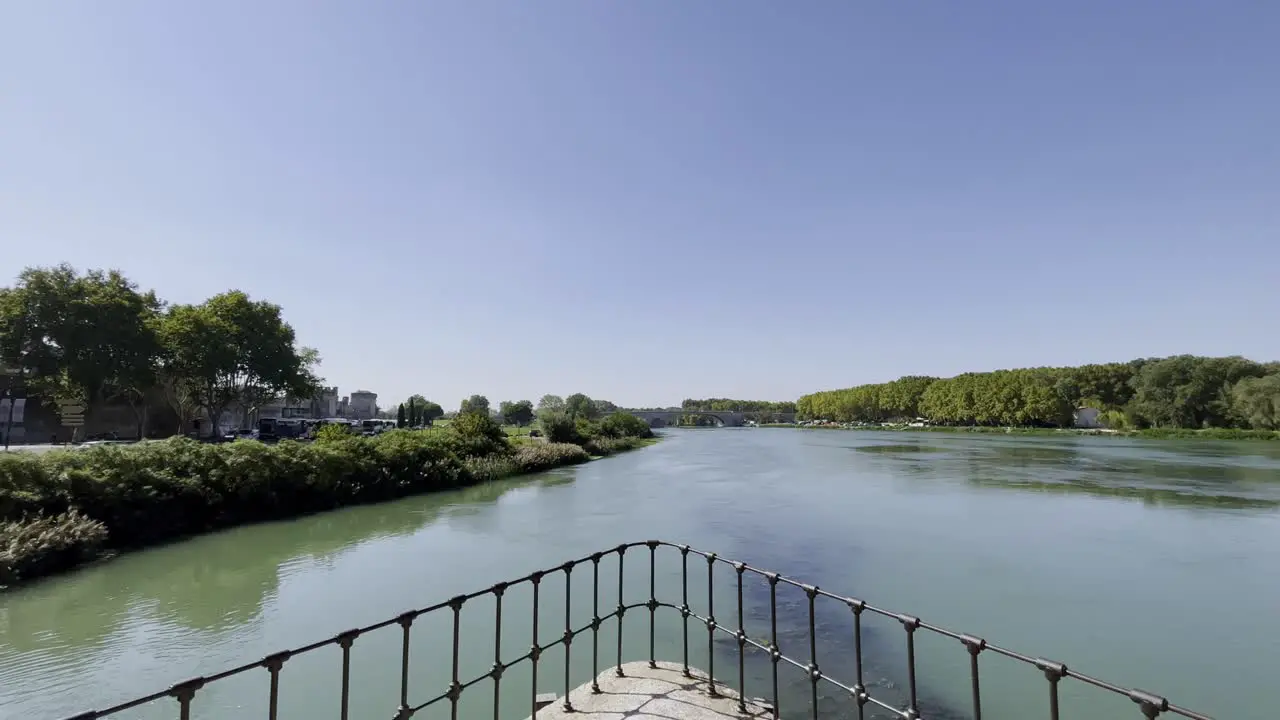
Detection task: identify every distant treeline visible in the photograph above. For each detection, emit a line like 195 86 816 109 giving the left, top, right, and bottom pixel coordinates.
797 356 1280 430
681 398 797 413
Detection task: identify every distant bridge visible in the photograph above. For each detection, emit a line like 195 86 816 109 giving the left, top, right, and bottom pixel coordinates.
611 409 796 428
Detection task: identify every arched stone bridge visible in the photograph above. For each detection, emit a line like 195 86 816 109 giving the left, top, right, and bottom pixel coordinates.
610 409 796 428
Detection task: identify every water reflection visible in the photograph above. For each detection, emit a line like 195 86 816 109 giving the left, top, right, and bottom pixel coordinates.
850 434 1280 511
0 475 547 657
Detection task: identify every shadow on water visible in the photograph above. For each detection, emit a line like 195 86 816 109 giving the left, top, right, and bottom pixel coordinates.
0 473 557 657
697 520 969 719
705 574 967 720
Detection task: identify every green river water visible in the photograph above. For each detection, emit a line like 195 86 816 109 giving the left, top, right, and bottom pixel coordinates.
2 429 1279 720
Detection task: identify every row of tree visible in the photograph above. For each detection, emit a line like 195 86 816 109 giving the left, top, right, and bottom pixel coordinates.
796 356 1280 430
680 398 797 413
0 265 319 436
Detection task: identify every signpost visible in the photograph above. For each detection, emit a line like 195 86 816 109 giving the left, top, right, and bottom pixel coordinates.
59 403 85 444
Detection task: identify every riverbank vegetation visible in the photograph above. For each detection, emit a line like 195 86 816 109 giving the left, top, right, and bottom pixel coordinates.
797 356 1280 434
0 409 657 586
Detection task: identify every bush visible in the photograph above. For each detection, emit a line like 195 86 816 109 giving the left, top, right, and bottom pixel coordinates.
0 413 657 585
600 413 655 439
538 411 581 444
1 510 108 586
313 423 354 443
583 436 648 457
446 412 511 457
513 443 590 472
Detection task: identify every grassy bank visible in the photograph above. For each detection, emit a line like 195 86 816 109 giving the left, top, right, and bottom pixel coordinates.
764 423 1280 441
0 417 656 587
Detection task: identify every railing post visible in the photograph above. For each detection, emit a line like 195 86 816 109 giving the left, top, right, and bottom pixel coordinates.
562 562 575 712
530 572 543 719
960 634 986 720
491 583 507 720
768 573 781 720
1035 658 1067 720
395 612 416 720
681 546 692 678
449 596 465 720
168 678 204 720
848 599 867 720
615 545 627 677
805 586 820 720
735 563 748 714
590 554 602 693
337 630 360 720
899 615 921 720
705 553 719 698
647 540 660 670
261 651 290 720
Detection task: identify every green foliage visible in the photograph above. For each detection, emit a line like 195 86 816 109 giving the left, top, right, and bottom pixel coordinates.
403 395 443 425
1230 374 1280 430
1 510 108 586
599 412 655 439
564 393 600 421
536 395 565 415
0 421 626 583
459 394 490 416
537 411 581 444
159 291 320 429
396 404 407 428
313 423 354 443
799 356 1277 430
681 398 798 413
500 399 535 426
582 436 649 456
445 411 509 457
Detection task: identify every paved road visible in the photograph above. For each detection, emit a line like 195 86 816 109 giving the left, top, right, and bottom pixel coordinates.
1 441 137 454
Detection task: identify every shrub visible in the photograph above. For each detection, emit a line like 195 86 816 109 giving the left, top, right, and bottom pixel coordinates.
313 423 354 443
583 436 648 457
1 510 108 586
600 413 654 439
513 443 590 472
446 412 511 458
537 411 581 444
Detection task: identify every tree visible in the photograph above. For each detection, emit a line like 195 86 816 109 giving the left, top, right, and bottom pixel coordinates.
421 400 444 424
407 396 418 426
459 394 490 416
564 393 600 421
537 394 565 415
592 399 619 414
500 399 535 426
397 403 407 428
159 291 319 435
1231 374 1280 430
0 265 164 439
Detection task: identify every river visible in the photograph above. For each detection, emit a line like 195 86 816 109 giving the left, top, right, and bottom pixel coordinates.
2 429 1279 720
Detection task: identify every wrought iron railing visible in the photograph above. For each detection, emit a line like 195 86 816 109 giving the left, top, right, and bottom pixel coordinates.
57 541 1212 720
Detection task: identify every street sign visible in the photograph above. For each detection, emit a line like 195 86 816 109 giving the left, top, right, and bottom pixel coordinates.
59 404 85 415
62 417 84 428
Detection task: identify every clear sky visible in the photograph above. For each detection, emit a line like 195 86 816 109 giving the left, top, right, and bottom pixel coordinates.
3 1 1276 411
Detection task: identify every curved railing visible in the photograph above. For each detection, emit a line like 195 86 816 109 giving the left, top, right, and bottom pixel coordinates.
57 541 1212 720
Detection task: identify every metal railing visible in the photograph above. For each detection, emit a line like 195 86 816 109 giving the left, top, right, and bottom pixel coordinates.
58 540 1212 720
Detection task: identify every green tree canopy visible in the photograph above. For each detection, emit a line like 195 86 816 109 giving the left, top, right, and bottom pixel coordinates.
1231 374 1280 430
159 291 319 432
564 393 600 421
459 394 490 416
537 395 565 415
500 400 535 426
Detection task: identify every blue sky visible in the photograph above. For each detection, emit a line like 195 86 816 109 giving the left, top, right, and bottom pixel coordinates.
3 1 1276 410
